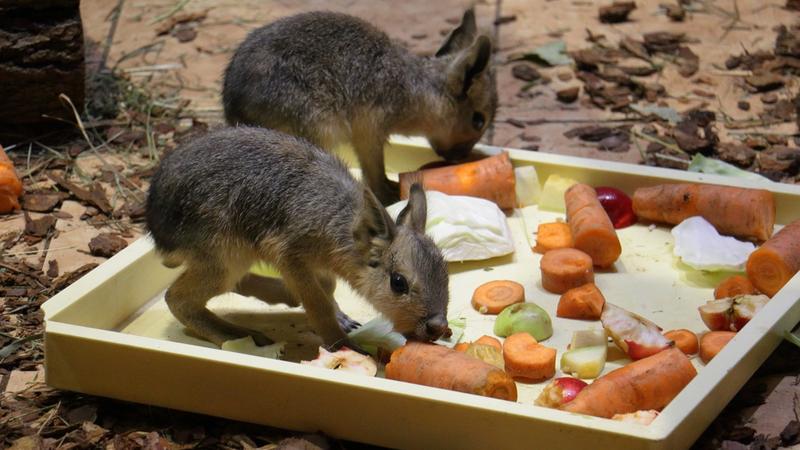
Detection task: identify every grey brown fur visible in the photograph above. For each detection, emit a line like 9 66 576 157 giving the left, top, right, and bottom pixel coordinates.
146 127 449 349
223 8 496 204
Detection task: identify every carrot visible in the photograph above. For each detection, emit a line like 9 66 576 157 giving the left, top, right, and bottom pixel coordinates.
746 219 800 297
471 280 525 314
385 342 518 401
0 146 22 214
557 283 606 320
663 329 699 355
474 335 503 351
699 331 736 364
632 183 775 242
398 152 517 210
565 183 622 268
534 222 574 254
561 347 697 418
540 248 595 294
714 275 758 299
502 332 556 382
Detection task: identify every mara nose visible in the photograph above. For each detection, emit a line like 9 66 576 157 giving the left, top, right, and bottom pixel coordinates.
425 316 448 341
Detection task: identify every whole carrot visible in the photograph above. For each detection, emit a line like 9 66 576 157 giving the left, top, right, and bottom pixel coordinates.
746 219 800 297
0 146 22 214
385 342 518 401
632 183 775 242
561 347 697 418
565 183 622 268
398 152 516 210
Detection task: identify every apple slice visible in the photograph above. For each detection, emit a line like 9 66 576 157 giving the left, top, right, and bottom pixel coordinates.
534 377 588 408
698 297 733 331
569 329 608 349
699 294 770 331
560 345 607 379
601 303 672 360
612 409 660 425
731 294 770 331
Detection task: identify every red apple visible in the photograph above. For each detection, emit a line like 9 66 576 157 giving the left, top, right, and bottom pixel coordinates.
595 186 637 229
601 303 671 360
698 297 733 331
699 295 770 331
534 377 588 408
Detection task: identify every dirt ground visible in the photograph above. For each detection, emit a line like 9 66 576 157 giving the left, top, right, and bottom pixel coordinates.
2 0 800 448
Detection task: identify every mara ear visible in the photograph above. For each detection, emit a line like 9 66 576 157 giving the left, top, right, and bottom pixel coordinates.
445 34 492 97
396 183 427 234
354 186 397 265
435 7 477 57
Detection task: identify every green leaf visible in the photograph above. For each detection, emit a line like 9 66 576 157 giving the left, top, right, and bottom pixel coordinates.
630 104 681 124
687 154 772 183
515 40 573 66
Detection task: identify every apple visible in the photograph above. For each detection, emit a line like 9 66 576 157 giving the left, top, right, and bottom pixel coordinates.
595 186 637 229
534 377 588 408
698 294 770 331
494 302 553 341
612 410 660 425
601 303 671 360
560 345 607 379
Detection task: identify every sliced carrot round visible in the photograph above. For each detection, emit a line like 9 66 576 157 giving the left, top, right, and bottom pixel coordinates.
663 329 698 355
471 280 525 314
713 275 757 299
502 332 556 382
699 331 736 364
540 248 594 294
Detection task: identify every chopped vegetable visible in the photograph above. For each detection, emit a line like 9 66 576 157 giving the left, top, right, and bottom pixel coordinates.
0 146 22 214
465 343 505 369
663 329 698 355
471 280 525 314
535 377 588 408
671 216 755 272
398 152 516 210
538 174 579 212
494 302 553 341
561 348 697 418
566 183 622 267
386 190 514 262
601 303 672 360
612 410 660 425
746 219 800 297
347 316 407 356
301 347 378 376
632 183 775 242
533 222 573 254
687 153 772 183
557 283 606 320
502 332 557 382
515 165 542 207
434 317 467 348
714 275 758 299
699 331 736 364
473 335 503 351
569 329 608 349
595 186 637 229
560 345 607 379
221 336 286 359
385 342 518 401
540 248 594 294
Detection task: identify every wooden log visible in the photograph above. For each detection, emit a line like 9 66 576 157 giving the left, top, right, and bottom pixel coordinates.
0 0 85 127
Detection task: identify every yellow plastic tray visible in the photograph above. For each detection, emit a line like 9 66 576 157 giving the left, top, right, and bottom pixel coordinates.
43 137 800 450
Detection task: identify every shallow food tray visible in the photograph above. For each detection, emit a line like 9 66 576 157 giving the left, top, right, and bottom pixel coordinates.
43 138 800 450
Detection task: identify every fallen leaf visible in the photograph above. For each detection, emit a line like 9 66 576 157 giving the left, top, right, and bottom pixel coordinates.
24 213 56 237
88 233 128 258
515 40 573 66
21 193 62 213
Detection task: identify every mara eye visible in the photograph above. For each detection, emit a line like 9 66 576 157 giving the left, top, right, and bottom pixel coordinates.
471 112 486 131
390 272 409 295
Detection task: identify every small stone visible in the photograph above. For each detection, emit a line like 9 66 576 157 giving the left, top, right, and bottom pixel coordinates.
737 100 751 111
557 71 573 81
88 233 129 258
556 86 580 103
174 24 197 43
511 64 541 82
761 92 778 104
598 1 637 23
725 55 742 70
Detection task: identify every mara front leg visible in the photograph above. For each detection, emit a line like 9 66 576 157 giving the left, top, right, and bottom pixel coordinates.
351 122 398 205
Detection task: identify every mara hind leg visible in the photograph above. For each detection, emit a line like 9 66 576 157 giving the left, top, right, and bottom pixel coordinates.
165 255 272 347
235 271 359 333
